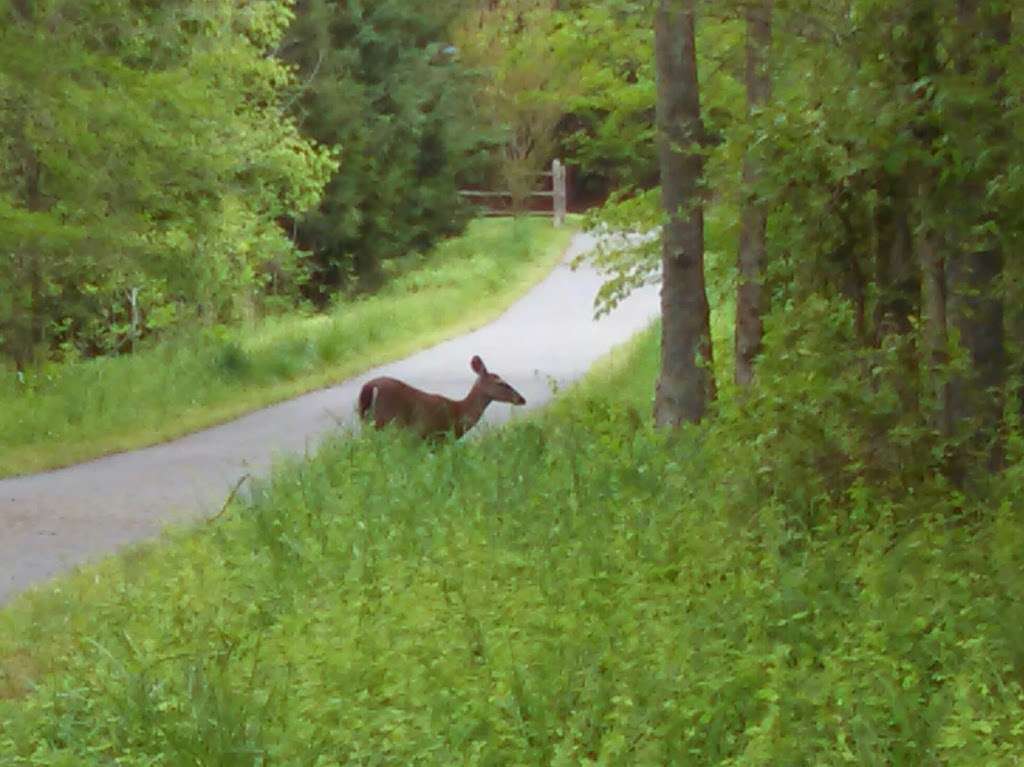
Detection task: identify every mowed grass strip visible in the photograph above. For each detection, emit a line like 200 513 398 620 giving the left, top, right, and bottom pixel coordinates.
0 217 574 477
1 325 1022 765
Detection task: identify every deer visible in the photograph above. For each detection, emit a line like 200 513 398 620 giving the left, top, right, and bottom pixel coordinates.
358 355 526 441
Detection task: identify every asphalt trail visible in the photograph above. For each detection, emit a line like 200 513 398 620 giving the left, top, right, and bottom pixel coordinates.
0 233 660 604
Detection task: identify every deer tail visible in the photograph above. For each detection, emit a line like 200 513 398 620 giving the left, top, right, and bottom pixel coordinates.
358 382 376 420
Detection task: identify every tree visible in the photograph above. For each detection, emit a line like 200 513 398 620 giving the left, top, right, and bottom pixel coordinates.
0 0 332 364
454 0 1021 477
653 0 716 426
452 0 581 213
747 0 1021 482
734 0 772 387
548 0 660 205
281 0 490 295
944 0 1010 473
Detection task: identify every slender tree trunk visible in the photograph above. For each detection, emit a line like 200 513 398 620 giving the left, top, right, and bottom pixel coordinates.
832 208 870 346
946 0 1009 472
10 0 32 22
871 176 919 412
734 0 772 387
4 130 48 370
901 3 947 445
918 210 952 439
653 0 715 426
946 249 1005 467
354 247 384 293
24 148 45 353
873 178 916 341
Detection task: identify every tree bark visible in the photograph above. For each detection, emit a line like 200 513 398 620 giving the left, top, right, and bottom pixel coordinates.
4 130 48 369
946 249 1005 467
653 0 715 426
873 178 916 341
734 0 772 388
354 247 384 293
918 211 952 439
946 0 1009 472
871 175 919 412
10 0 32 22
900 2 946 446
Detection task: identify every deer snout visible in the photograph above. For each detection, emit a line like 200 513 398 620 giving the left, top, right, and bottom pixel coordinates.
513 392 526 406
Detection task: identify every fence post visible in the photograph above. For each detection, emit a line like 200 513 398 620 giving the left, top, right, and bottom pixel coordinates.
552 158 567 227
129 287 140 353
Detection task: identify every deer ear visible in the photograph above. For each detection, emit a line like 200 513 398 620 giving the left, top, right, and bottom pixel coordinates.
471 355 486 374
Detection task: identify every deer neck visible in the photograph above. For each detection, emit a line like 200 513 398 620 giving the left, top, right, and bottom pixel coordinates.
454 381 491 436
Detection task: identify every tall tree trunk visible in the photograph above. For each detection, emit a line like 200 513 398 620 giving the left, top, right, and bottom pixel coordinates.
832 207 870 346
653 0 715 426
734 0 772 387
4 130 48 370
902 2 947 446
10 0 32 21
946 248 1005 469
873 177 916 341
24 147 45 354
946 0 1009 472
872 176 919 412
354 247 384 293
918 210 952 440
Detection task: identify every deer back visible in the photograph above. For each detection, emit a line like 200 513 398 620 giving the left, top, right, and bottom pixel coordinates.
357 355 526 441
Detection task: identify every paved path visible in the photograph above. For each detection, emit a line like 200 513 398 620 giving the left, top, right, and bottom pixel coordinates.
0 233 660 604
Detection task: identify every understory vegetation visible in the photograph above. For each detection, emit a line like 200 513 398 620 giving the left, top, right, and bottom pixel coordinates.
3 325 1023 765
0 218 571 477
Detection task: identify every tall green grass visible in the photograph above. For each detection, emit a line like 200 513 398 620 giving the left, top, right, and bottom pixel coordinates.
2 325 1022 765
0 218 573 477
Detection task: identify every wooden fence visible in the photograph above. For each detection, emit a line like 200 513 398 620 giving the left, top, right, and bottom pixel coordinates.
459 159 568 226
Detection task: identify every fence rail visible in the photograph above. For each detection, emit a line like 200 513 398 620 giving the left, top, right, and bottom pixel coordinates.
459 159 568 226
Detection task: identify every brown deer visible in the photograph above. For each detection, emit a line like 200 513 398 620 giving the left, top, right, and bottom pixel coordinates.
358 355 526 441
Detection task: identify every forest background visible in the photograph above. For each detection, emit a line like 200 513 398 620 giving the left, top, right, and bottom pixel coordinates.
3 2 1024 763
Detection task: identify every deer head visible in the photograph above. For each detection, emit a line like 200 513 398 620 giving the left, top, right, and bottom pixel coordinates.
471 355 526 405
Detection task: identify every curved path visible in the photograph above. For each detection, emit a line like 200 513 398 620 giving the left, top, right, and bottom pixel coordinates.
0 233 660 604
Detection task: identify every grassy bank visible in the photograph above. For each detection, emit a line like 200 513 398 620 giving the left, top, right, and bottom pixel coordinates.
0 218 574 477
2 324 1022 765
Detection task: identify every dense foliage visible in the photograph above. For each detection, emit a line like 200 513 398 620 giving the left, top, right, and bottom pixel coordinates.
0 0 502 365
2 328 1022 764
749 0 1022 483
537 0 1023 482
455 0 664 206
466 2 1021 465
281 0 493 294
0 0 334 365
